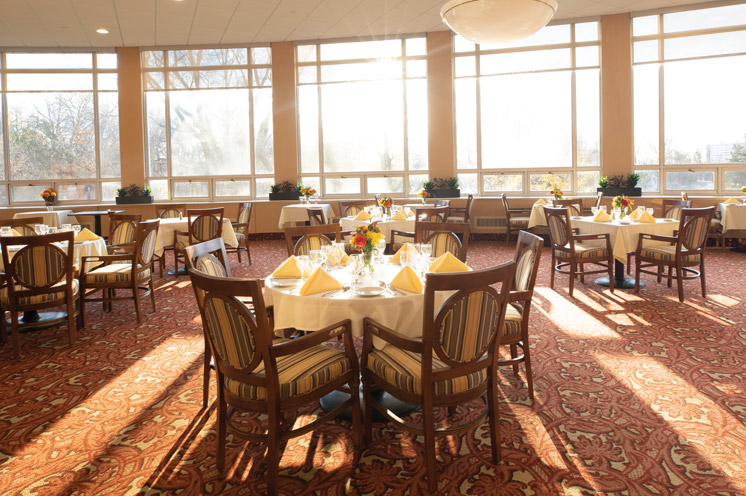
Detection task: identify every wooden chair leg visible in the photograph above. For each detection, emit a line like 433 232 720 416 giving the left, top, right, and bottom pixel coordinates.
10 313 20 358
668 266 673 288
350 372 362 449
362 371 373 444
423 403 438 493
0 310 6 346
700 261 707 298
133 284 143 323
522 339 534 399
568 262 576 297
676 266 685 302
202 344 211 409
550 253 556 289
149 279 157 312
67 298 76 347
266 403 282 495
487 370 501 464
216 391 227 472
510 344 519 374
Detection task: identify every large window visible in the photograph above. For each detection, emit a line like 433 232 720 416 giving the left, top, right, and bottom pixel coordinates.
296 38 428 198
0 52 120 204
143 48 274 200
633 3 746 194
454 22 601 196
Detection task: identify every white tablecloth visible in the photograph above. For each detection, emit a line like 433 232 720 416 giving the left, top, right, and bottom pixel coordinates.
13 210 74 228
0 237 107 271
573 217 680 264
718 203 746 232
339 217 415 241
278 204 334 229
264 262 449 348
153 218 238 257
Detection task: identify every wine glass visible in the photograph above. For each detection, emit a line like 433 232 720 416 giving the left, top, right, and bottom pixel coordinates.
591 206 598 215
309 250 324 271
72 225 82 235
330 243 345 268
35 224 48 235
420 243 432 260
296 255 310 279
646 207 654 216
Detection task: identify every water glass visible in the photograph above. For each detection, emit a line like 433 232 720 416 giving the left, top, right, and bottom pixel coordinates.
309 250 324 271
73 225 82 235
61 224 72 231
600 206 607 213
646 207 654 216
48 226 59 234
35 224 48 235
296 255 310 279
420 243 432 259
591 207 598 215
0 226 12 237
330 243 346 267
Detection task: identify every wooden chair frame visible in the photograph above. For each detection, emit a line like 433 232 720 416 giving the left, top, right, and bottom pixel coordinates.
229 202 252 265
0 217 45 236
306 207 327 225
107 212 142 253
552 199 583 217
173 208 225 276
283 224 342 256
339 201 368 218
154 204 187 277
79 219 160 326
0 231 78 357
634 207 714 302
389 207 448 250
396 221 471 262
361 262 515 492
544 206 615 296
188 270 360 494
502 193 532 245
447 194 474 224
662 199 691 219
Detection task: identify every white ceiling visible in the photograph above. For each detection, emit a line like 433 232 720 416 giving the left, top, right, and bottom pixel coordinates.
0 0 727 48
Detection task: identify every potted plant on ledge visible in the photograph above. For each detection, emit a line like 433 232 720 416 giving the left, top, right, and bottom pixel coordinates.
115 184 154 204
597 173 642 197
269 181 301 200
425 177 461 198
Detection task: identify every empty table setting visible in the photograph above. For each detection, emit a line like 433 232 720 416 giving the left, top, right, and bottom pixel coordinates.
153 216 238 257
277 203 334 228
339 208 416 240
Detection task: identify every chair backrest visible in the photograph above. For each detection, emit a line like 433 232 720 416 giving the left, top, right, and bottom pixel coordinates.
187 208 224 244
0 231 75 306
677 207 715 254
283 224 342 256
156 204 186 219
184 238 231 278
188 270 273 391
415 221 470 262
235 202 252 235
662 199 691 219
544 206 572 249
416 206 448 223
435 199 450 208
512 231 543 312
339 201 367 217
501 193 511 213
595 191 604 209
462 194 474 223
552 199 583 217
108 213 141 245
134 219 160 268
307 207 327 226
422 262 515 375
1 217 44 236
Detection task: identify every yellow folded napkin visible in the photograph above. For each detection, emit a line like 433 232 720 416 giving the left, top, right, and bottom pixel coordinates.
592 210 612 223
391 210 407 221
723 197 740 204
11 229 21 236
404 207 414 217
299 267 343 296
534 198 548 206
629 207 644 221
429 251 470 273
272 256 309 278
353 210 371 221
390 243 413 263
326 252 350 266
390 265 423 294
637 211 656 223
75 228 101 241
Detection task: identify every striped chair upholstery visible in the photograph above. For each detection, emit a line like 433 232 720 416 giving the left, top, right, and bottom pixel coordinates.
11 245 67 287
176 214 221 249
514 248 536 293
439 291 498 363
110 221 136 246
196 254 228 277
427 232 462 260
15 225 37 236
0 280 79 306
503 304 522 337
639 245 700 263
556 244 609 260
546 213 569 246
665 207 682 220
234 204 250 242
85 264 151 283
140 229 158 265
294 234 333 256
158 207 183 219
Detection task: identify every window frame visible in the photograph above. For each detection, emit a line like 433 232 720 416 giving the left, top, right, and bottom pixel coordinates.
632 3 746 195
0 50 119 205
141 46 274 201
452 20 602 197
295 36 428 199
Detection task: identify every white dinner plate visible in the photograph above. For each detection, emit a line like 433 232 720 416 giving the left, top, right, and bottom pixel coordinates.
571 216 584 220
663 218 677 222
353 282 385 297
270 277 300 287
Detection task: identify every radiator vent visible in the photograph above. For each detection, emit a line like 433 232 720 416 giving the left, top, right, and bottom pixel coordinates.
474 216 507 232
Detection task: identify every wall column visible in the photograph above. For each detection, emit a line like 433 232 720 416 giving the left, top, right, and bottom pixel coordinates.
600 14 634 179
427 31 456 180
271 41 299 184
116 47 146 188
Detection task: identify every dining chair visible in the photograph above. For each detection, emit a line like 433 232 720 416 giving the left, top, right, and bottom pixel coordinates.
361 262 515 492
339 201 368 218
434 199 451 209
402 221 470 262
389 206 448 251
446 194 473 224
229 202 252 265
662 199 691 220
107 213 141 253
544 206 614 296
552 198 583 217
283 224 342 256
1 217 44 235
307 207 327 226
501 231 543 399
79 219 160 326
634 207 715 302
173 208 224 277
502 193 531 245
0 231 78 358
154 204 187 276
188 269 360 495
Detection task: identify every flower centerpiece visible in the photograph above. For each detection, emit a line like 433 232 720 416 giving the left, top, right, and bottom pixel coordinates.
350 222 384 273
40 188 57 209
550 185 563 200
378 196 393 216
417 190 431 205
297 184 317 202
741 185 746 194
612 195 634 219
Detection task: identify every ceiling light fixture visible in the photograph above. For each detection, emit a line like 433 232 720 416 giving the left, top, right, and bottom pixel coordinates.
96 28 109 34
440 0 558 46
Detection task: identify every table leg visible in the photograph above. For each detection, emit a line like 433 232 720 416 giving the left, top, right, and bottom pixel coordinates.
594 259 644 289
93 216 103 237
7 310 68 331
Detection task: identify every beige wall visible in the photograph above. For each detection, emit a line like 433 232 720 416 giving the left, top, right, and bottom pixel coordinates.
271 41 299 184
117 47 146 188
427 31 456 180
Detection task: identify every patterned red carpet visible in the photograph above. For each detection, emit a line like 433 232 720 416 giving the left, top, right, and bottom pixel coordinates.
1 238 745 495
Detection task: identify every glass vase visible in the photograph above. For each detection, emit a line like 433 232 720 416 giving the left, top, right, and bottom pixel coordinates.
362 247 374 273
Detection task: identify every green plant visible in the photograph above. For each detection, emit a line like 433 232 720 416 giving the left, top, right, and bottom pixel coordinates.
430 177 460 190
269 180 296 193
116 184 151 197
608 175 626 188
598 176 610 188
422 180 434 192
627 173 640 188
446 176 460 189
